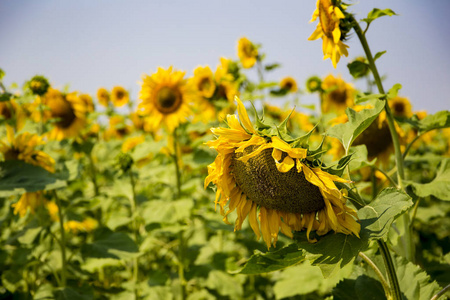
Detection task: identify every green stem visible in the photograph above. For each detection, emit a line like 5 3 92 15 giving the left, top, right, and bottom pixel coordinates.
350 15 415 262
88 153 100 196
378 240 402 300
128 169 139 291
172 129 182 198
358 252 391 298
53 191 67 287
350 16 405 186
431 283 450 300
178 232 186 300
372 165 398 189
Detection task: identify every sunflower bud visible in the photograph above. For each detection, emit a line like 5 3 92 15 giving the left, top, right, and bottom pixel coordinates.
116 152 134 172
28 75 50 96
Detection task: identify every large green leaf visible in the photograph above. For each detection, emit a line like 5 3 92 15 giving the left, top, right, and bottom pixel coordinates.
0 160 67 197
235 243 306 275
142 198 194 225
295 188 412 276
327 99 385 151
81 228 139 260
205 270 244 298
406 159 450 200
396 257 442 300
358 188 413 241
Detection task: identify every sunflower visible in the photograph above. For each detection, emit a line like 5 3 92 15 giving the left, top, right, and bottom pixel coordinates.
321 74 354 114
193 66 216 98
389 96 412 119
64 218 98 234
280 77 298 93
111 86 130 107
205 97 360 249
104 115 131 140
309 0 349 68
97 88 110 107
237 37 258 69
0 126 55 172
138 67 195 133
43 88 86 140
0 100 26 130
79 93 95 113
12 192 44 217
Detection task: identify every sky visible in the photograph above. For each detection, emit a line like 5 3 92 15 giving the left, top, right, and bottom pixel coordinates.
1 0 449 114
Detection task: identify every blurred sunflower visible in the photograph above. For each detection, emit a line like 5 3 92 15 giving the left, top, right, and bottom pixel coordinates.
306 76 322 93
104 115 131 140
79 93 95 113
280 77 298 93
309 0 349 68
43 88 86 140
97 88 110 107
0 126 55 172
237 37 258 69
321 74 354 114
0 100 26 130
138 67 195 133
389 96 412 119
205 97 360 249
193 66 216 98
12 192 44 217
111 86 130 107
64 218 98 234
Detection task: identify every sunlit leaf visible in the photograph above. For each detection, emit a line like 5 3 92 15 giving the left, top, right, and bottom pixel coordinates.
406 159 450 200
362 8 397 25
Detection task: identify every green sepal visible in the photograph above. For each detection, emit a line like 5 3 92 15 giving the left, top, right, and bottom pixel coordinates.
275 108 296 141
249 101 271 131
291 122 319 149
306 135 326 159
322 152 353 177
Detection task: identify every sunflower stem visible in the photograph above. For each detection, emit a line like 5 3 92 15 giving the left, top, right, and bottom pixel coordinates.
358 252 391 299
350 15 415 262
88 152 100 196
172 129 182 198
378 240 402 300
128 168 139 293
53 190 67 287
431 283 450 300
178 232 187 300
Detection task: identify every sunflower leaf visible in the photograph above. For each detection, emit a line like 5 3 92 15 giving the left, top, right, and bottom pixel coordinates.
417 110 450 132
326 99 385 151
0 160 67 197
358 187 413 241
234 243 306 275
405 158 450 200
294 188 412 276
332 275 386 300
347 60 369 79
395 256 442 300
362 8 397 25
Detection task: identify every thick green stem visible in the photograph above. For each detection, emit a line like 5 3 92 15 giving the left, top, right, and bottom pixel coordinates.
350 15 414 262
358 252 391 299
378 240 402 300
172 129 182 198
350 16 405 186
53 191 67 287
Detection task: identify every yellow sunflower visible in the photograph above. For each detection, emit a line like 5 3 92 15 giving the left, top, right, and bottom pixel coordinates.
64 218 98 234
79 93 95 113
138 67 195 133
111 86 130 107
205 97 360 249
193 66 216 98
0 126 55 172
97 88 110 107
321 74 355 114
280 77 298 93
237 37 258 69
389 96 413 119
309 0 349 68
104 115 131 140
43 88 86 140
0 100 26 130
12 192 44 217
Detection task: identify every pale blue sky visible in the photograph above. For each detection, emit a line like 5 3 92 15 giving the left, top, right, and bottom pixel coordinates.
1 0 449 113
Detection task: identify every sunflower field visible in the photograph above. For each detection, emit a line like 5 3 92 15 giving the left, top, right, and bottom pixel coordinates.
1 1 450 300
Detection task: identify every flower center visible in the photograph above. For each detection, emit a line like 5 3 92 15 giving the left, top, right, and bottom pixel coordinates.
47 96 77 129
116 90 125 100
0 103 12 120
283 82 293 91
318 0 335 37
4 148 20 161
155 86 182 114
198 77 212 93
329 88 347 104
393 102 405 116
353 118 392 159
231 147 325 214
